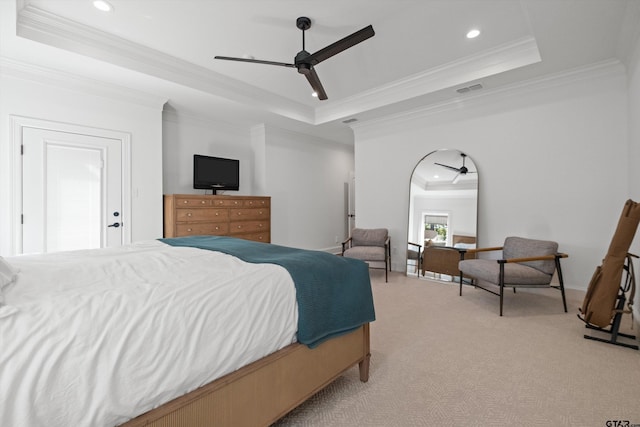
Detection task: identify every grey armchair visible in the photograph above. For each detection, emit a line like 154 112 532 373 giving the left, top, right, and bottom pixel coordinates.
407 242 422 276
342 228 391 282
458 236 568 316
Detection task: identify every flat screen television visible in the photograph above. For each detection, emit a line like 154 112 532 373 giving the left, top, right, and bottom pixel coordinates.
193 154 239 194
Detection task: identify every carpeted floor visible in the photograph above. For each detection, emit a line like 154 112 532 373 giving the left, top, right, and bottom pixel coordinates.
273 271 640 426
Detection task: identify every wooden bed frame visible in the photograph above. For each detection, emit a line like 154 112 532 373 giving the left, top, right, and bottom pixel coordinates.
120 323 370 427
422 234 476 277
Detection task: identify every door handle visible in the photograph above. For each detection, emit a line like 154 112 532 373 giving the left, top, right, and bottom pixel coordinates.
108 222 121 228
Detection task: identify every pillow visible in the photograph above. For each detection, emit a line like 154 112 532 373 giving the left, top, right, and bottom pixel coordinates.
0 256 19 289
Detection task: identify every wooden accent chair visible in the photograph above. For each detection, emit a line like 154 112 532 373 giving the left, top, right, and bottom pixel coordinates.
458 236 568 316
421 234 476 279
343 228 391 282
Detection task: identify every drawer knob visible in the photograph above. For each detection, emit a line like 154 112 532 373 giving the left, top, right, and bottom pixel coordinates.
216 212 219 216
183 200 188 204
187 213 192 217
187 228 192 232
201 200 205 204
237 225 242 229
259 224 263 228
215 226 219 230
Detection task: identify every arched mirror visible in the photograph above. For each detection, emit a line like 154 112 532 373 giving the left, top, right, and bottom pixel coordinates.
407 149 478 280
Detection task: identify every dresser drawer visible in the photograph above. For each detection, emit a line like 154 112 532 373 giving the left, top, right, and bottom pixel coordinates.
210 199 243 207
229 220 269 234
175 197 212 207
238 231 270 243
176 209 229 222
243 199 270 208
176 223 229 236
229 208 270 220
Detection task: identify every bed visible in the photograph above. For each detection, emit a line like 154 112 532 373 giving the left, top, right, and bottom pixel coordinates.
422 234 476 278
0 236 374 427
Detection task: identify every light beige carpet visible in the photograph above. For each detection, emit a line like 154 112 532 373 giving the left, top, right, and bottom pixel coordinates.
273 271 640 426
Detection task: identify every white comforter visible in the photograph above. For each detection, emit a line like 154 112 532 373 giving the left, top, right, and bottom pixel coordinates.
0 240 298 427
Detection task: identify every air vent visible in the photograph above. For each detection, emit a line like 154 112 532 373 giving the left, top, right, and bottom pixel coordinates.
456 83 483 94
342 118 358 124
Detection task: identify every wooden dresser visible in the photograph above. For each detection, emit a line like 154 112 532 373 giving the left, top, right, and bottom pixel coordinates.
163 194 271 243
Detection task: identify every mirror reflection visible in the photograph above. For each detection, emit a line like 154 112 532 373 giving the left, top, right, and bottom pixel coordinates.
407 149 478 281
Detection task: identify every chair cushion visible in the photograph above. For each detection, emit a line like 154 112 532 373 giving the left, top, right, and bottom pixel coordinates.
407 249 421 260
344 246 387 262
351 228 388 247
503 236 558 275
459 259 552 285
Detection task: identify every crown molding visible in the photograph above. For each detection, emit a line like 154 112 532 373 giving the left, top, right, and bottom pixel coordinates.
0 56 168 109
263 123 353 149
16 4 542 129
162 107 250 137
617 0 640 69
315 36 541 124
16 4 315 124
352 58 625 136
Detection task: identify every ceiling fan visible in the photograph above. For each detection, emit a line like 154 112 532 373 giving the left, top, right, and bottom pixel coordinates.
214 17 375 100
434 152 477 183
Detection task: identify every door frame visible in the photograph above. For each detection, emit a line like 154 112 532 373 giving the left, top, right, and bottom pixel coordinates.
10 115 131 255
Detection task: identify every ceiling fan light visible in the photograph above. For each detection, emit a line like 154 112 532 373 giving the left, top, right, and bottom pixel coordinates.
311 91 318 97
452 174 461 184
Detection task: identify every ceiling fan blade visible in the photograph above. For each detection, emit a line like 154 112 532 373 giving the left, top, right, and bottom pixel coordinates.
306 25 374 65
214 56 296 68
304 68 328 100
434 162 461 173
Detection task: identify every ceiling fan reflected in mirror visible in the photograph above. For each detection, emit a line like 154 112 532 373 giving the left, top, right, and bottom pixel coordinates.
214 17 375 100
434 152 477 184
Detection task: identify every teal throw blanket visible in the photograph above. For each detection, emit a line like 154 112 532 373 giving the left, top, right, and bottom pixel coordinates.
160 236 375 348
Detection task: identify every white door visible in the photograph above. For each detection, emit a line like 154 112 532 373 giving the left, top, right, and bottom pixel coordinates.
22 128 123 254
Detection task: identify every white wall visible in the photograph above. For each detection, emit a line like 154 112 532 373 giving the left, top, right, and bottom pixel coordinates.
162 114 354 251
162 111 254 195
0 71 165 256
626 25 640 319
264 126 354 251
353 63 629 290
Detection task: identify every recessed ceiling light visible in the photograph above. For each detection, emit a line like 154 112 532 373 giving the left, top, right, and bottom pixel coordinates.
466 29 480 39
93 0 114 12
